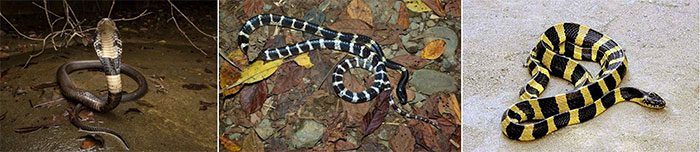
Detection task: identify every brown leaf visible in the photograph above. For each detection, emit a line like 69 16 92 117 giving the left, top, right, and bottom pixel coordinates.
391 55 430 69
346 0 374 25
411 122 443 151
242 0 264 18
241 132 264 152
220 50 244 96
361 90 391 137
239 81 268 114
389 126 415 152
421 39 446 60
220 135 241 151
397 3 410 30
328 19 374 37
444 0 460 17
335 139 359 151
271 62 304 94
342 70 372 125
421 0 445 17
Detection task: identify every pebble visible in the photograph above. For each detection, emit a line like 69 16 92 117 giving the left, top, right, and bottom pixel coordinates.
426 20 436 27
409 69 457 95
254 119 275 140
289 120 326 149
263 4 272 11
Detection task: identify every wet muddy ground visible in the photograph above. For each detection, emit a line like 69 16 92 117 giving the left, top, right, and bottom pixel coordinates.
0 1 217 151
461 0 698 151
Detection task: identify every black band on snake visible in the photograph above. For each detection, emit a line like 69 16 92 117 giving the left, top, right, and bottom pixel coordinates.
58 18 148 150
238 14 437 127
500 23 666 141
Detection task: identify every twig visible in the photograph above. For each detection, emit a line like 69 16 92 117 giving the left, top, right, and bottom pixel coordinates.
0 12 43 41
108 0 115 18
167 0 215 39
42 0 53 32
219 51 241 71
112 10 151 22
169 7 208 56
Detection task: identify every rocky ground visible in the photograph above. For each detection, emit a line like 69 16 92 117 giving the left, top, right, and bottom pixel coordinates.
219 0 461 151
461 0 698 151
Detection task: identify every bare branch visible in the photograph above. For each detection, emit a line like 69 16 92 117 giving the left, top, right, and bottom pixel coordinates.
171 17 208 56
31 2 61 17
42 0 54 32
0 12 43 41
169 5 208 56
108 0 115 18
167 0 215 39
112 10 151 22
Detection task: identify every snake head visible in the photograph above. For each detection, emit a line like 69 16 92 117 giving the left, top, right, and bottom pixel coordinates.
642 92 666 109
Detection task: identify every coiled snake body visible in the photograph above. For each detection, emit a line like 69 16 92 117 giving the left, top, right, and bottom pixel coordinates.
238 14 437 127
500 23 666 141
58 18 148 150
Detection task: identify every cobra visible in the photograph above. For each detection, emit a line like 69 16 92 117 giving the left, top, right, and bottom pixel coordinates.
57 18 148 150
238 14 438 127
500 23 666 141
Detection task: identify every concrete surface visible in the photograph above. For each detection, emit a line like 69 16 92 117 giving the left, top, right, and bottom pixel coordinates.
461 0 698 151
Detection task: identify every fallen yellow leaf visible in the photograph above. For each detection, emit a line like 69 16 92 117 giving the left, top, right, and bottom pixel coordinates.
220 136 241 152
403 0 432 13
421 39 446 60
449 94 460 124
230 59 283 88
293 53 314 68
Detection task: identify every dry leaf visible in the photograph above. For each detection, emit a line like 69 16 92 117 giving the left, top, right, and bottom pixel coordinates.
397 3 410 30
361 90 391 137
270 62 305 95
239 81 268 114
328 19 374 37
389 126 415 152
421 0 445 17
391 55 430 69
448 94 460 124
241 131 264 152
293 53 314 68
220 136 241 151
420 39 446 60
444 0 460 17
242 0 264 18
346 0 374 25
232 59 284 87
403 0 431 13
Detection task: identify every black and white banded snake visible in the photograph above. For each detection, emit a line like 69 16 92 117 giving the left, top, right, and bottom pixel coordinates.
238 14 439 128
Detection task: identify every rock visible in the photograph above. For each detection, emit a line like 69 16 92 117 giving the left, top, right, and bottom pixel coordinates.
440 59 454 71
227 133 242 140
413 92 426 103
409 22 420 30
422 26 459 63
263 4 272 11
390 44 399 50
223 117 233 125
289 120 326 149
426 20 436 27
409 69 457 95
377 128 392 141
255 119 275 140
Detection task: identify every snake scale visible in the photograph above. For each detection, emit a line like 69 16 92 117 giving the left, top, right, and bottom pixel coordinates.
500 23 666 141
238 14 438 127
58 18 148 150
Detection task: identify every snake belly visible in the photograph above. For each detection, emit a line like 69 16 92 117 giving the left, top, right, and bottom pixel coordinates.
238 14 437 127
58 18 148 150
500 23 666 141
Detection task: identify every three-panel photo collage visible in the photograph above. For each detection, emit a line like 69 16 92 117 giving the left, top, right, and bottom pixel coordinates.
0 0 697 151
